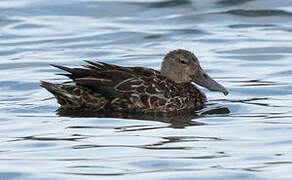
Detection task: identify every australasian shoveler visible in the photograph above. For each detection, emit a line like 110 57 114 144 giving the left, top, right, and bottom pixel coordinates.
41 49 228 113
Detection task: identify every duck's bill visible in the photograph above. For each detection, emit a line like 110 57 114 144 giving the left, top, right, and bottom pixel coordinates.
191 69 229 96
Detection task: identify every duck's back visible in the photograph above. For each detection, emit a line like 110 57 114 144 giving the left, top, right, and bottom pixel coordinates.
41 62 206 113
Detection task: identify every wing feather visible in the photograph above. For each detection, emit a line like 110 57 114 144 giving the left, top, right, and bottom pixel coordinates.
51 61 165 98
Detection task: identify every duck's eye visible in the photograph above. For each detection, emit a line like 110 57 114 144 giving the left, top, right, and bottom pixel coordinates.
179 59 187 64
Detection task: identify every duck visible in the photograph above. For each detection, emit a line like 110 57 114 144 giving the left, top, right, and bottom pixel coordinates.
41 49 228 113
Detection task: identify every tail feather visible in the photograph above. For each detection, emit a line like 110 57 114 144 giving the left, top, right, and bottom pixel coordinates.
40 81 75 106
40 81 61 95
40 81 108 110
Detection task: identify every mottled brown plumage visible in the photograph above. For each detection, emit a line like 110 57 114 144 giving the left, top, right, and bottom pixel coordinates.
41 49 228 113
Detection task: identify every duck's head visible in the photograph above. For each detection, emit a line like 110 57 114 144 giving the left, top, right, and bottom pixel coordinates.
161 49 229 95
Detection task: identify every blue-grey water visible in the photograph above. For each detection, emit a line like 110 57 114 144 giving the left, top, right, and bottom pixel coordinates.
1 0 292 180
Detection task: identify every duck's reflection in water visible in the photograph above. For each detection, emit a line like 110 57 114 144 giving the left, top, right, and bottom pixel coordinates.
58 106 230 129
